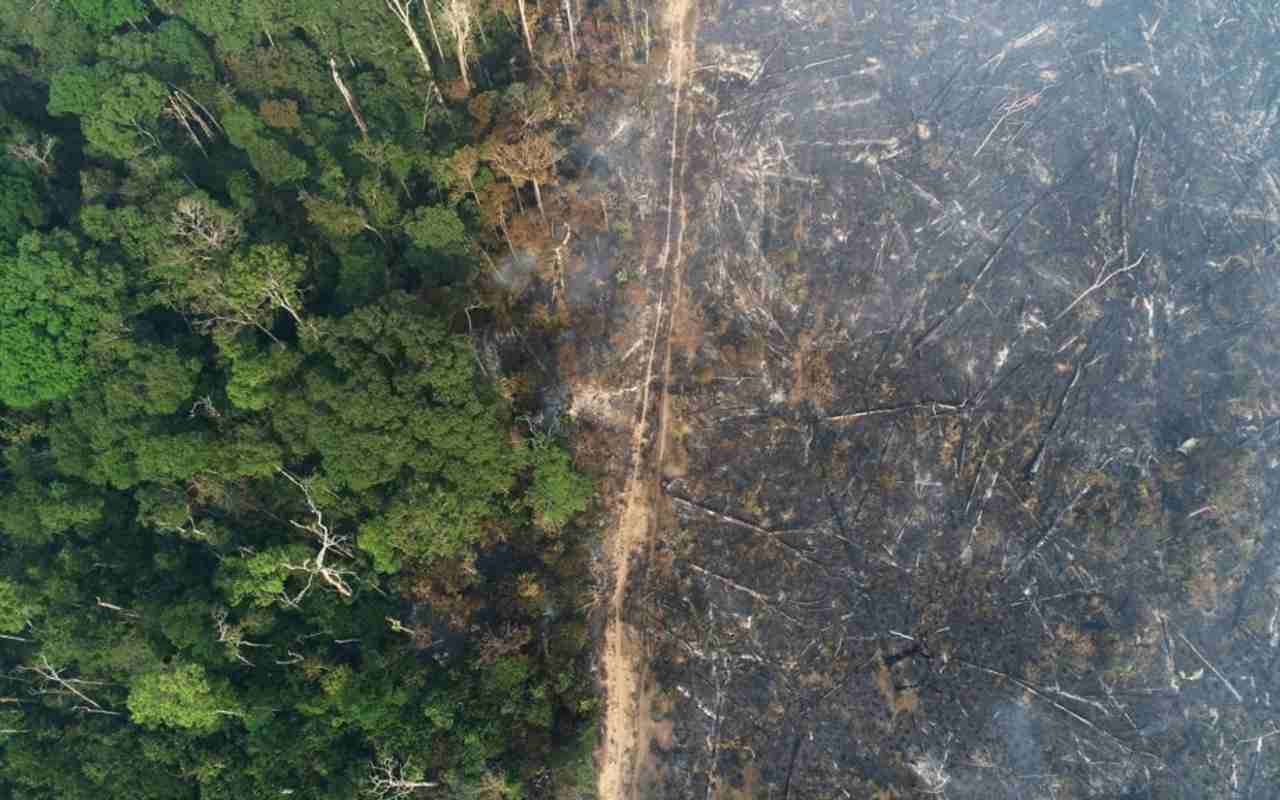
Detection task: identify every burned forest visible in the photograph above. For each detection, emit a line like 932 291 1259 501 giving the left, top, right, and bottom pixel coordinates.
2 0 1279 797
565 0 1280 798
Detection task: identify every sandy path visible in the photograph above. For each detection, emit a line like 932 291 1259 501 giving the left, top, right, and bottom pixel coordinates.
596 0 696 796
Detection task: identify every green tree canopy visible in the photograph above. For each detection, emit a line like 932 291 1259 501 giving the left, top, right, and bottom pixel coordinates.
222 105 309 186
0 577 40 633
405 205 471 258
49 66 169 160
0 231 121 408
97 20 216 82
0 470 105 545
525 435 593 533
65 0 149 30
0 172 47 241
170 241 308 336
128 664 238 733
0 2 598 796
274 292 521 495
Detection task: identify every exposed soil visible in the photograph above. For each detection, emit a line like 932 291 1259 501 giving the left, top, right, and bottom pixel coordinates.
594 0 697 795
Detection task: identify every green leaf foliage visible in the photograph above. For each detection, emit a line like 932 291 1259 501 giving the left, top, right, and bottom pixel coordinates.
405 204 471 257
0 3 596 798
50 66 169 160
0 231 121 408
66 0 149 31
98 20 217 82
273 292 522 499
128 664 237 732
0 577 40 632
222 105 309 186
0 172 47 240
526 434 593 533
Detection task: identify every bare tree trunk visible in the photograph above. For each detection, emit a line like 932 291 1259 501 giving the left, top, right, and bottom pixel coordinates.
167 95 206 154
1053 251 1146 323
456 44 471 91
384 0 434 77
95 597 142 618
639 8 651 62
551 224 570 300
421 0 447 63
444 0 473 91
516 0 535 55
532 178 545 219
500 221 515 256
21 657 114 712
164 91 222 155
453 51 468 90
561 0 577 59
329 57 370 139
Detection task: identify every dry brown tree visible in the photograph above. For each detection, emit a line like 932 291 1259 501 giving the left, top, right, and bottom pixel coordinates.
439 0 476 91
171 196 242 259
485 131 565 220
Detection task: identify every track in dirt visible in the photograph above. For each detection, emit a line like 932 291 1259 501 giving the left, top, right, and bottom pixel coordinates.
596 0 696 797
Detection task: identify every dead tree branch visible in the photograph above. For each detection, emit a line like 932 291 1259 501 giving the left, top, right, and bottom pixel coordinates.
94 598 141 619
6 134 56 174
384 0 438 76
958 658 1131 752
213 609 270 666
687 563 800 624
1177 632 1245 703
1024 360 1084 478
171 196 242 259
386 616 437 650
163 89 222 154
329 57 370 139
826 400 963 423
1053 251 1146 323
20 657 111 712
1010 482 1094 577
277 468 357 604
365 755 437 799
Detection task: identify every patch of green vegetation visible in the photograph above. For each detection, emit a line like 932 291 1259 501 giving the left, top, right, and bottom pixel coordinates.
0 1 624 796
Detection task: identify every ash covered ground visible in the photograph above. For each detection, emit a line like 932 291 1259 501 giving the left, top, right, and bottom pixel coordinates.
569 0 1280 797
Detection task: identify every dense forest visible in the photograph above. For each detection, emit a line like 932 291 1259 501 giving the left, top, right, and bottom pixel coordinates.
0 0 634 796
13 0 1280 797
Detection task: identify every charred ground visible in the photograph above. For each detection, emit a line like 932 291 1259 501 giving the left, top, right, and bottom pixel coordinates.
570 0 1280 798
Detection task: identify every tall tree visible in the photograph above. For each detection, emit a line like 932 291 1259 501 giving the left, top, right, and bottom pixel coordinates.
176 242 310 338
0 231 122 409
65 0 149 32
48 67 170 161
0 171 47 239
383 0 439 77
485 131 564 219
221 105 309 186
329 56 370 138
515 0 536 56
127 664 240 733
439 0 475 92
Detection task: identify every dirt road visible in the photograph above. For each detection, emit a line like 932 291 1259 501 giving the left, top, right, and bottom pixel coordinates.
596 0 696 796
